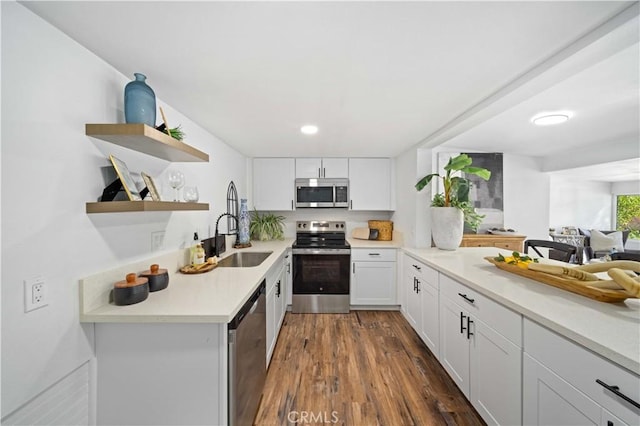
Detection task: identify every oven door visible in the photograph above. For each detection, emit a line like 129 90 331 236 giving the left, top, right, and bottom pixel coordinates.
292 249 350 294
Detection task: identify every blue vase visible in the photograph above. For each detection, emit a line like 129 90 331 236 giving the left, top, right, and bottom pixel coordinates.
238 199 250 244
124 73 156 126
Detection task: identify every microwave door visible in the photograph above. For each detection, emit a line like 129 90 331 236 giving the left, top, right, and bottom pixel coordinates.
296 185 334 208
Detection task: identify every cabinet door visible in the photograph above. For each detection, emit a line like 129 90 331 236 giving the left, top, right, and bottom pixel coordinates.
253 158 295 210
276 266 287 330
403 269 420 330
523 353 600 426
439 296 471 397
419 281 439 358
285 252 292 306
295 158 322 178
602 408 630 426
266 283 277 365
470 318 521 425
348 158 392 210
322 158 349 178
351 261 396 305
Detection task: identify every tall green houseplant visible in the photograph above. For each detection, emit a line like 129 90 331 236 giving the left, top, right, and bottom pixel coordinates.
415 153 491 231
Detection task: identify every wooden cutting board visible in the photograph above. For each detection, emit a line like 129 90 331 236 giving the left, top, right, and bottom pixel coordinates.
484 257 634 303
179 263 218 274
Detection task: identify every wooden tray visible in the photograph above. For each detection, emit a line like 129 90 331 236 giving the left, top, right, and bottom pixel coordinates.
179 263 218 274
484 257 635 303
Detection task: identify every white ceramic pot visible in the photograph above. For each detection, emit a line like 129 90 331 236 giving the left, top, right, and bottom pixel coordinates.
431 207 464 250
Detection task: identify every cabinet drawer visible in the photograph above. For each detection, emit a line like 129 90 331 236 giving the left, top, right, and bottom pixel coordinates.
440 274 521 346
524 319 640 425
494 242 520 250
405 256 438 289
351 248 396 262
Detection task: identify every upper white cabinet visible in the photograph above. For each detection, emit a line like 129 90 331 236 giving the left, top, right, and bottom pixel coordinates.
296 158 348 178
350 249 396 306
348 158 393 210
253 158 295 211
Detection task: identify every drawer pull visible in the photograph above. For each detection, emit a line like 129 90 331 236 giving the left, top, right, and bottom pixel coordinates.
596 379 640 409
368 253 381 256
412 264 422 271
458 293 475 304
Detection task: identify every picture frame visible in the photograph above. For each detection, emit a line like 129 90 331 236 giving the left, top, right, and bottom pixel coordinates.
108 155 142 201
141 172 161 201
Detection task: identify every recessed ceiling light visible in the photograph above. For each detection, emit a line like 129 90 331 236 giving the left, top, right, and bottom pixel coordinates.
300 125 318 135
531 112 573 126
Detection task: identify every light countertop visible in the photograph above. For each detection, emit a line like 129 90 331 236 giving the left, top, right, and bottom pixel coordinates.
403 247 640 375
80 239 293 324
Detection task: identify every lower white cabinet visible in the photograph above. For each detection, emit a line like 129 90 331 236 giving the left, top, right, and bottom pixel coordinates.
402 254 439 356
266 256 287 365
439 275 522 426
523 319 639 426
350 249 396 306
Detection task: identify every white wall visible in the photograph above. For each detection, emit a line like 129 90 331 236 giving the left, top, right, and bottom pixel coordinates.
612 180 640 195
1 2 246 418
549 176 613 231
391 148 418 248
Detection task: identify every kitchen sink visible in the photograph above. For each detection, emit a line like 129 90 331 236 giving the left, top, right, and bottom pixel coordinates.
217 251 273 268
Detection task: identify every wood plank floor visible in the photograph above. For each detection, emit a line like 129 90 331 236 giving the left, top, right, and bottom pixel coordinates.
255 311 485 426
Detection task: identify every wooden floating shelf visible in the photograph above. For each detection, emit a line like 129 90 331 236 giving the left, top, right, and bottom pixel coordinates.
86 201 209 214
86 123 209 162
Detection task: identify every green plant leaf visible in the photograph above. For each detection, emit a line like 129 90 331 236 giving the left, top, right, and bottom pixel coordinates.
415 173 439 191
444 154 472 171
461 166 491 180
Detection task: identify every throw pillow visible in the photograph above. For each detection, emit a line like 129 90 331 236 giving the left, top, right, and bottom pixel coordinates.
590 229 624 252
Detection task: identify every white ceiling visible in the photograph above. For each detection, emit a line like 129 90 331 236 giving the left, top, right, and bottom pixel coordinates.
20 1 640 181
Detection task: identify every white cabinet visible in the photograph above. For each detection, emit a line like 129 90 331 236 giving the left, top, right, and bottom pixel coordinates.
253 158 295 210
350 249 396 306
439 275 522 426
285 250 292 307
523 319 639 426
402 255 440 356
266 255 288 365
295 158 348 178
348 158 393 210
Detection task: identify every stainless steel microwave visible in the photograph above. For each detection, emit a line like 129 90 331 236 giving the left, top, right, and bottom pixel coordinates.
295 178 349 208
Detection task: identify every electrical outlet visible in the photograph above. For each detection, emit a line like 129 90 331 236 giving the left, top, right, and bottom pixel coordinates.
151 231 165 251
24 276 48 312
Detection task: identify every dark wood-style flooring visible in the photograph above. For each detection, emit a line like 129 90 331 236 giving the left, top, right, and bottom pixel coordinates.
255 311 484 426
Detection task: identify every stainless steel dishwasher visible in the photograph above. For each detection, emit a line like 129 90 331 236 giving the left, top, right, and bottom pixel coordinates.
228 280 266 426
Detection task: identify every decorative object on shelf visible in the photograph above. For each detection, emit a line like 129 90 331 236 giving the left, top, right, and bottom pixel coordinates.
167 169 185 202
237 198 252 246
226 181 239 234
416 153 491 250
485 256 640 303
249 209 285 241
141 172 161 201
183 186 199 202
139 264 169 292
368 220 393 241
113 273 149 305
108 154 142 201
156 123 185 140
124 73 156 127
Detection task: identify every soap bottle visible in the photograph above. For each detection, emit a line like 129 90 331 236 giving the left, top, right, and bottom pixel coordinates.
193 243 205 265
190 232 200 264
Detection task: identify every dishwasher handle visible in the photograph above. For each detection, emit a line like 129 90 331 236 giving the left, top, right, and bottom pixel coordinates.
228 280 265 330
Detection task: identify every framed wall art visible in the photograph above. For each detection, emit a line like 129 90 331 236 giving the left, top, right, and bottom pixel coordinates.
109 155 142 201
141 172 161 201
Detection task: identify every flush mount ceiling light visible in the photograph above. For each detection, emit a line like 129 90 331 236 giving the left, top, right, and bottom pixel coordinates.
300 124 319 135
531 111 573 126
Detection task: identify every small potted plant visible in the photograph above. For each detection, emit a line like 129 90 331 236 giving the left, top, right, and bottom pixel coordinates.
415 153 491 250
249 210 286 241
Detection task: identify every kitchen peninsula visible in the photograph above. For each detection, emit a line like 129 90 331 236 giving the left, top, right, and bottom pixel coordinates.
80 245 639 426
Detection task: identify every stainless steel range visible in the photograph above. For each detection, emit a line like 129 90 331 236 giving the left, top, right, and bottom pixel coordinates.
291 221 351 313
